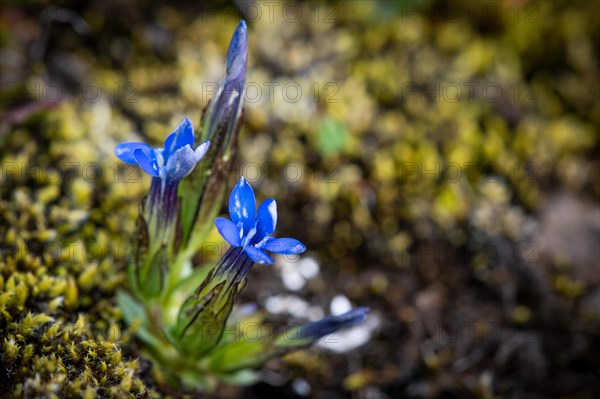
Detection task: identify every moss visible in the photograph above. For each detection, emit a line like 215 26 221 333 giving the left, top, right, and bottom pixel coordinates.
1 108 152 397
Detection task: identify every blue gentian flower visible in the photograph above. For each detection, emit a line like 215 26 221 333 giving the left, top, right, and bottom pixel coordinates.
215 177 306 265
115 117 210 246
115 117 210 187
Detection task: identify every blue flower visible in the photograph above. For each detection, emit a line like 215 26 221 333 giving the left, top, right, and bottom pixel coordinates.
215 177 306 265
115 117 210 186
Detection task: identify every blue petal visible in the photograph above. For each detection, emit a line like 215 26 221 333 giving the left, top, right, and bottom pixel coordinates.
297 307 370 342
261 237 306 254
228 177 255 233
194 140 210 160
133 148 159 177
164 145 203 184
163 117 194 161
115 142 152 164
255 198 277 242
215 217 241 247
244 246 274 265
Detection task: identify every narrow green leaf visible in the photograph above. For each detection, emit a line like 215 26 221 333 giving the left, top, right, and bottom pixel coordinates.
138 248 167 298
116 290 145 325
217 369 260 386
206 338 271 373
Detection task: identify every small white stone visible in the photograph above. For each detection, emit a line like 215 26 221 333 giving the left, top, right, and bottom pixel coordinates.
330 295 352 315
307 305 325 321
298 257 320 279
287 296 310 318
292 378 311 397
281 268 305 291
264 295 313 318
265 295 286 314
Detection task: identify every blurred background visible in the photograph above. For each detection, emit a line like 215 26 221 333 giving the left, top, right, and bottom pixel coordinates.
1 0 599 398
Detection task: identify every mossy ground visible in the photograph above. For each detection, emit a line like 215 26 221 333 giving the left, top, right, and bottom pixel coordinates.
1 1 599 398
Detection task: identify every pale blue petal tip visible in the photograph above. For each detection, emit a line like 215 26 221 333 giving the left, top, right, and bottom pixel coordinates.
262 237 306 255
